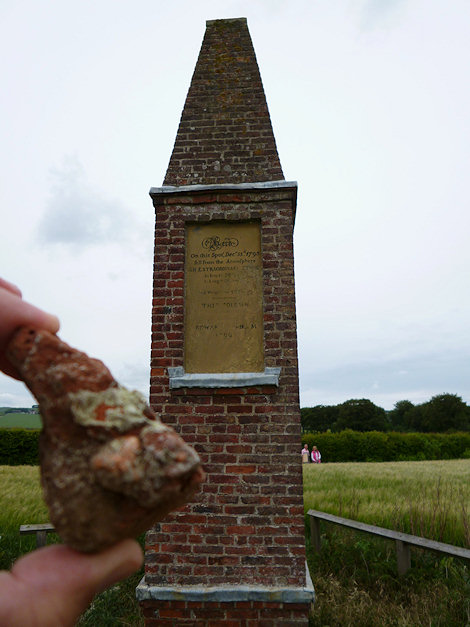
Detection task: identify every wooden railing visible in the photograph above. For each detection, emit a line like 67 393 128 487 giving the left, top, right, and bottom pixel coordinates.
307 509 470 576
20 523 55 548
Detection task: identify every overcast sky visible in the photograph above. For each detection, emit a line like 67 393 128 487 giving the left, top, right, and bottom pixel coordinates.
1 0 469 410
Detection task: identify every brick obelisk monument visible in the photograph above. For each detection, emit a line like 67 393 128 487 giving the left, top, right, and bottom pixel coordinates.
137 17 314 625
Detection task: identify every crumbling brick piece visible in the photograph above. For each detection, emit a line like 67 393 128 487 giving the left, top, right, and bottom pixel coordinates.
6 327 204 553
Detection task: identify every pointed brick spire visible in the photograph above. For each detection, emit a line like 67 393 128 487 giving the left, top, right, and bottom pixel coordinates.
163 18 284 186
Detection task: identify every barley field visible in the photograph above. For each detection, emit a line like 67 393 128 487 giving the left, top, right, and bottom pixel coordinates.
0 465 47 529
303 459 470 547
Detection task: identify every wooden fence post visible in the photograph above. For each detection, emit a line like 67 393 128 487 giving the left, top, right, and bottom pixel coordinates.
395 540 411 576
310 515 321 553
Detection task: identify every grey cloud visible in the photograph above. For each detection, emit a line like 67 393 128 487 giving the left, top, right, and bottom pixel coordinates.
300 348 470 408
36 156 134 250
0 377 35 408
359 0 407 29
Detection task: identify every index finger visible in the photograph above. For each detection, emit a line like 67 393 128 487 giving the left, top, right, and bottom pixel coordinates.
0 285 60 378
0 278 22 298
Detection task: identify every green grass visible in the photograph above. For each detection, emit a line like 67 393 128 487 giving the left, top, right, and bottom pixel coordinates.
1 462 470 625
0 465 52 569
0 413 42 429
76 539 145 627
304 460 470 626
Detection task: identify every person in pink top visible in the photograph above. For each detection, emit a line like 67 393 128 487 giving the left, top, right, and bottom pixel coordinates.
311 446 321 463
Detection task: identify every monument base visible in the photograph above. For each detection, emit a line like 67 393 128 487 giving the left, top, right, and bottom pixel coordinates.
136 566 314 625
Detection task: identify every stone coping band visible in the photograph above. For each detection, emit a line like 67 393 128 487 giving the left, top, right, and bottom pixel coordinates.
168 366 281 389
136 565 315 604
149 180 298 196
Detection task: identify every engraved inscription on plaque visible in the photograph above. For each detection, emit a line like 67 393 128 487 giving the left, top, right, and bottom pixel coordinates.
184 221 264 373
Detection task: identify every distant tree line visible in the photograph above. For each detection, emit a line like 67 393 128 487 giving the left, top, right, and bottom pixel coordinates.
0 406 39 415
301 394 470 434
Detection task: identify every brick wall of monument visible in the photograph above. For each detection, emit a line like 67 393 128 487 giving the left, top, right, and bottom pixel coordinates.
145 186 306 588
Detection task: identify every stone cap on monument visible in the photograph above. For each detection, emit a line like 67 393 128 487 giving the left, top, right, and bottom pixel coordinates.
163 17 284 186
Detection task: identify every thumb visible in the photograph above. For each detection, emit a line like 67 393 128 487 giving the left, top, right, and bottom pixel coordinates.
7 540 143 626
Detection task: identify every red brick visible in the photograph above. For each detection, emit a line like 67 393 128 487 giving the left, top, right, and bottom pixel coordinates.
214 387 246 395
225 465 256 474
226 524 255 535
159 608 186 618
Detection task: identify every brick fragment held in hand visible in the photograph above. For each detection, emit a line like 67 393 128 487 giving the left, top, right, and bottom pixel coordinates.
6 327 204 553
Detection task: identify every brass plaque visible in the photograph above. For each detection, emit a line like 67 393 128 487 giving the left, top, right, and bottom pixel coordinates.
184 221 264 373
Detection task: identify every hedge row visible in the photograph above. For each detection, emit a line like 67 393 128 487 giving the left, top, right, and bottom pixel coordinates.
2 428 470 466
0 429 40 465
302 430 470 462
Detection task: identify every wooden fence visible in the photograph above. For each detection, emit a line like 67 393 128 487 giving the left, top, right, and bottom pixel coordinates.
20 523 55 548
307 509 470 576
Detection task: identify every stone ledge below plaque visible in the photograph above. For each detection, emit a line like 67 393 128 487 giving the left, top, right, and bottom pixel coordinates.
168 366 281 389
136 562 314 604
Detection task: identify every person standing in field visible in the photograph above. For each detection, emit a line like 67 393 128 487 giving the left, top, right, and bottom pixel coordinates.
311 446 321 463
301 444 309 463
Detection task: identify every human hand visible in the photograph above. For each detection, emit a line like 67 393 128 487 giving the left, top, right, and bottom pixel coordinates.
0 278 60 378
0 540 143 627
0 279 144 624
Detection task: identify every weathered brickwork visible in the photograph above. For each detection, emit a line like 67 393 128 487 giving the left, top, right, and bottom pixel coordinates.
141 600 310 626
163 18 283 186
142 16 310 625
146 186 305 588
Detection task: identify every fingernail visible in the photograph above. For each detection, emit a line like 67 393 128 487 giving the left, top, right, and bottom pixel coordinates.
45 313 61 333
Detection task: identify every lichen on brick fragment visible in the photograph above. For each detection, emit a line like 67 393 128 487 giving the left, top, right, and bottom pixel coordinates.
68 386 166 432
